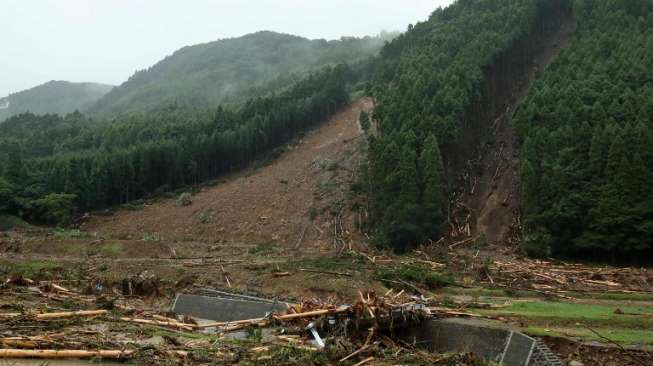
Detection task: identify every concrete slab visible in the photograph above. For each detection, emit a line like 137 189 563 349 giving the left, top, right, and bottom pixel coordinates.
395 318 561 366
171 293 287 322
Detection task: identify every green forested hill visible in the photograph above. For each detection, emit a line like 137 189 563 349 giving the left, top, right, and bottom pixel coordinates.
365 0 571 251
2 0 653 261
89 31 390 116
514 0 653 258
0 81 113 122
0 65 350 224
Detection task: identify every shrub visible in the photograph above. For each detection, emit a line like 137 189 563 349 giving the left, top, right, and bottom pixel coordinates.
142 233 162 242
177 192 192 207
521 230 553 258
30 193 77 225
376 264 453 289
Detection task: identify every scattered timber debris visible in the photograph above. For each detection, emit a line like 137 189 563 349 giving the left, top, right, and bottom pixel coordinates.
0 277 486 365
482 258 653 294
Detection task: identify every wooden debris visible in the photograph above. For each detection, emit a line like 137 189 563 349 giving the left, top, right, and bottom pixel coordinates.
299 268 353 277
0 349 134 359
340 344 369 362
0 310 108 320
483 258 652 294
353 356 374 366
120 317 196 331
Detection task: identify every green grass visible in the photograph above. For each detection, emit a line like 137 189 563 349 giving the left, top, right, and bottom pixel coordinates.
443 287 517 298
249 241 275 255
142 233 162 242
93 243 125 258
526 326 653 346
53 228 89 239
483 301 653 328
479 300 653 346
282 254 368 272
375 264 453 289
445 286 653 302
0 259 64 279
565 291 653 302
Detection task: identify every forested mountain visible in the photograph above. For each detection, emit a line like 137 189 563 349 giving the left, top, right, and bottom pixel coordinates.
0 65 350 224
89 31 391 116
365 0 572 252
2 0 653 261
514 0 653 258
0 81 113 122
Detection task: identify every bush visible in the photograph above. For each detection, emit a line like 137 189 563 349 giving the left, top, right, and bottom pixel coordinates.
30 193 77 225
177 192 192 207
142 233 162 242
376 264 453 289
521 229 553 258
0 178 15 212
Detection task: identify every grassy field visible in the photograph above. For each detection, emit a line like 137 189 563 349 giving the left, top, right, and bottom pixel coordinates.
456 291 653 347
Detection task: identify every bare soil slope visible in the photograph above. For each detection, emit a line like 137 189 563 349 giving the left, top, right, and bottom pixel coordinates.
84 98 373 253
450 18 577 245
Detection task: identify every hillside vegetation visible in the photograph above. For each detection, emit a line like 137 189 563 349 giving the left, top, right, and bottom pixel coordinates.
365 0 571 251
0 81 113 122
2 0 653 262
0 65 350 224
515 0 653 258
89 31 391 116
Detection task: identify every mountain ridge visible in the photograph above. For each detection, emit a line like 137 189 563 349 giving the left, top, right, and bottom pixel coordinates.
88 30 392 116
0 80 113 122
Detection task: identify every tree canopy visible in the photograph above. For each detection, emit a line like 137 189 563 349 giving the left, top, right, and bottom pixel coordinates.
514 0 653 259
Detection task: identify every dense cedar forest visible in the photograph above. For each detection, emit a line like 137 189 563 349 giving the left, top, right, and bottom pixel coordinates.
0 65 350 224
89 31 392 116
514 0 653 258
2 0 653 260
0 81 113 121
365 0 572 252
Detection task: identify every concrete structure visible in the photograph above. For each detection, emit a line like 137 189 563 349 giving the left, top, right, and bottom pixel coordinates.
396 318 562 366
171 290 562 365
171 290 288 322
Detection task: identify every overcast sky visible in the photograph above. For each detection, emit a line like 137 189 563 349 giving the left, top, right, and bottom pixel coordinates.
1 0 454 97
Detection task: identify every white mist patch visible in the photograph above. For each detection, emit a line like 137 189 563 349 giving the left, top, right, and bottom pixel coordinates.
0 100 9 109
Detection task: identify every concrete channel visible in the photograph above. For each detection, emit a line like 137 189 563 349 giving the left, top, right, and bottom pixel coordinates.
395 318 563 366
171 290 564 365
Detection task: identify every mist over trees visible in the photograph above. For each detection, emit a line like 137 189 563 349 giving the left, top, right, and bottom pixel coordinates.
0 65 350 224
0 81 113 122
1 0 653 261
89 31 394 117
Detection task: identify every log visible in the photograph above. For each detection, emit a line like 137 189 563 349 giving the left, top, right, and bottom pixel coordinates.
277 307 350 320
120 317 195 331
340 344 369 362
196 317 268 329
0 349 134 359
0 310 108 320
37 310 108 320
353 356 374 366
298 268 353 277
272 272 291 277
199 306 351 329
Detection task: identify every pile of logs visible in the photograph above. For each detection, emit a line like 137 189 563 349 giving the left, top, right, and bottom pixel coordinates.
484 258 653 294
1 277 431 362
